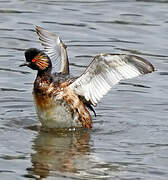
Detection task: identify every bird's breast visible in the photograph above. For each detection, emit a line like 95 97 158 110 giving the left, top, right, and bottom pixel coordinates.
33 81 92 129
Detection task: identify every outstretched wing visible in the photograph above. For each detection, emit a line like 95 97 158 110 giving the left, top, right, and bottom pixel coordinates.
35 26 69 74
69 54 154 106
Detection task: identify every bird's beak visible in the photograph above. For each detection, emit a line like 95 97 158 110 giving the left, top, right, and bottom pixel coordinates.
19 62 30 67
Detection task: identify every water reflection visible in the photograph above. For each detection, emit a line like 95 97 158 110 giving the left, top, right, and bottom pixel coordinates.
28 129 91 178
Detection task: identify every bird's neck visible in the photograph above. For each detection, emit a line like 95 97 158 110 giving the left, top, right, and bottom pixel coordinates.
34 68 52 95
37 67 52 77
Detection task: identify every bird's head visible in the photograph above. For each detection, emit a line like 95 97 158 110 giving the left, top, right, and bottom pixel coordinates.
20 48 52 73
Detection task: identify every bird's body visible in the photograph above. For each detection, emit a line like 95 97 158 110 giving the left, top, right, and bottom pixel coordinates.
33 73 92 128
20 26 154 129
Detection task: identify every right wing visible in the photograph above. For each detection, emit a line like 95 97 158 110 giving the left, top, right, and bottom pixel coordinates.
69 54 154 106
35 26 69 74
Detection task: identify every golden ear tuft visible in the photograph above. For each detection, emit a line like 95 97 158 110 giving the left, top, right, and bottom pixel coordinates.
34 53 49 70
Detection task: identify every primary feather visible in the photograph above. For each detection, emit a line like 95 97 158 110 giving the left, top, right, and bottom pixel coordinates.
35 26 69 74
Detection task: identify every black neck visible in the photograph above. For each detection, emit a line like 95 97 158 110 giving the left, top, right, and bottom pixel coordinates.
37 67 52 77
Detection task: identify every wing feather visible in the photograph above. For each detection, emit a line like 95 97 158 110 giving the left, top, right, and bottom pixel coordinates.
35 26 69 74
69 54 154 106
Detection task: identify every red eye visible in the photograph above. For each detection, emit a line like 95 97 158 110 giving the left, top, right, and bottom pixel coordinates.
32 59 36 63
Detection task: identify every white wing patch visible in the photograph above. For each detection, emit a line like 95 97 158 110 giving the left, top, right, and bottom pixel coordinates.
69 54 154 106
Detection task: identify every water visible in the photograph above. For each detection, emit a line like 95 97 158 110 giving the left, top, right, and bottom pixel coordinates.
0 0 168 179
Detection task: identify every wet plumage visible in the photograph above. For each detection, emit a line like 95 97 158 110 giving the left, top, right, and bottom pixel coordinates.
20 26 154 129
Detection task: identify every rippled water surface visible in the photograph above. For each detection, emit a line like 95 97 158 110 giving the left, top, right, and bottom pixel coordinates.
0 0 168 179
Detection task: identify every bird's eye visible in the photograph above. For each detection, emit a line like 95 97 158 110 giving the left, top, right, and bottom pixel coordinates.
32 59 36 63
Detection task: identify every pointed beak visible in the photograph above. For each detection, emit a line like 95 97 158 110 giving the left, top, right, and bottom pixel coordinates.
19 62 30 67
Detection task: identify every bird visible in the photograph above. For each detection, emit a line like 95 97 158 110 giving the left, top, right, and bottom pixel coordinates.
20 26 154 129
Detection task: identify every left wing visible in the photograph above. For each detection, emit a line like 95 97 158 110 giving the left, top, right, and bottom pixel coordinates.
35 26 69 74
69 54 154 106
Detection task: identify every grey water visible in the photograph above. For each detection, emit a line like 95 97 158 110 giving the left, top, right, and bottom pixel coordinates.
0 0 168 179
